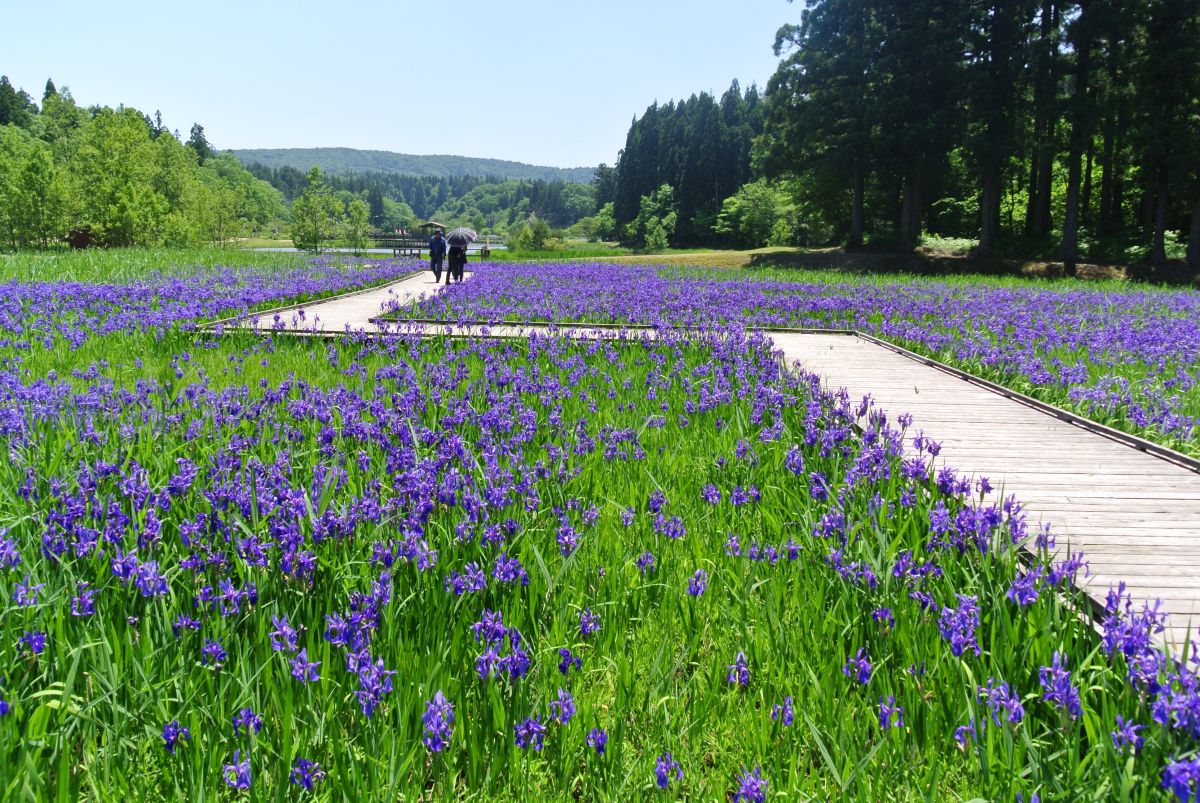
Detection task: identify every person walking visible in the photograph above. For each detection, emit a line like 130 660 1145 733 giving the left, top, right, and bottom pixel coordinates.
428 229 446 282
446 244 466 284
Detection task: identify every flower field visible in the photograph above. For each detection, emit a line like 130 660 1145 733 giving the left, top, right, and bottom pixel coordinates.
0 257 1198 801
393 262 1200 458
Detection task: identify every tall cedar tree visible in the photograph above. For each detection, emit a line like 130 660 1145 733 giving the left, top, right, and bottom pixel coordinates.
1025 0 1061 237
872 0 969 251
966 0 1036 255
762 0 877 246
610 84 762 246
1060 1 1099 276
1134 0 1200 265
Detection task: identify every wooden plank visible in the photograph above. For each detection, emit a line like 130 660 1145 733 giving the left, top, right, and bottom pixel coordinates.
774 332 1200 654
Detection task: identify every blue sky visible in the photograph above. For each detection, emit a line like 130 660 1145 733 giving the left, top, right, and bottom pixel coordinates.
6 0 791 168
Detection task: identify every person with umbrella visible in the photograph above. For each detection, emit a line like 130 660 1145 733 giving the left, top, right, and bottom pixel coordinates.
444 227 476 285
428 229 447 282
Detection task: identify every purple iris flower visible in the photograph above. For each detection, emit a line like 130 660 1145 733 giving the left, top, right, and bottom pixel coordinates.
558 648 582 676
232 706 263 737
1162 756 1200 802
655 751 683 789
290 758 326 789
13 575 44 606
202 638 227 667
162 720 190 754
771 696 794 726
587 727 608 754
978 678 1024 725
579 608 600 637
269 615 299 652
71 584 97 617
1111 715 1144 753
422 690 454 753
549 688 576 725
514 716 547 750
1038 651 1082 719
879 695 904 729
636 551 656 574
290 649 321 682
18 631 46 655
1006 567 1043 606
223 750 251 789
954 720 977 748
937 595 981 658
843 649 872 685
727 651 750 688
734 766 768 802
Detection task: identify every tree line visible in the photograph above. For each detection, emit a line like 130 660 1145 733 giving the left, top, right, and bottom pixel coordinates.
760 0 1200 272
604 81 766 247
0 73 600 252
607 2 1200 272
245 163 597 234
0 76 286 250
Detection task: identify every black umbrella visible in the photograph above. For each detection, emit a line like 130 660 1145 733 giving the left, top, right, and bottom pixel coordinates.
445 228 477 247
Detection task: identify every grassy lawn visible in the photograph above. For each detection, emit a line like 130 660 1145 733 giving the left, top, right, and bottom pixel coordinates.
233 237 295 249
0 247 313 283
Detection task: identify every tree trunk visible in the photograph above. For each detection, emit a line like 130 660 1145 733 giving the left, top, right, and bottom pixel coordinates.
900 168 922 252
1061 150 1084 277
1035 147 1055 236
978 167 1000 257
1150 168 1169 266
1112 166 1126 232
849 171 865 248
1081 141 1095 227
1027 0 1058 237
1141 184 1156 231
1025 151 1041 234
1060 1 1091 277
1098 106 1116 234
1188 193 1200 272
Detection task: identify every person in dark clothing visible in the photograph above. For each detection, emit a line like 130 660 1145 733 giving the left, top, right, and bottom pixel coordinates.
446 245 467 284
429 230 446 282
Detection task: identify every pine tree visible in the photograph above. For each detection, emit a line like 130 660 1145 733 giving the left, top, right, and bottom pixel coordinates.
0 76 37 128
965 0 1036 255
186 123 213 164
1060 0 1100 276
872 0 970 250
1133 0 1200 266
761 0 880 246
1025 0 1062 237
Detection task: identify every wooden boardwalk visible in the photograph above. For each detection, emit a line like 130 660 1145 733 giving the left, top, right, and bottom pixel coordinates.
214 271 462 335
774 333 1200 650
219 278 1200 651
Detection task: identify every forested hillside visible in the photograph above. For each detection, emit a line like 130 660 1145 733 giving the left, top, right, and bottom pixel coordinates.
0 76 286 249
233 148 594 184
245 164 598 233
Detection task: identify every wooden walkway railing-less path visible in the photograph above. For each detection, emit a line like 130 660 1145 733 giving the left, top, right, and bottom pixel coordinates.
775 332 1200 650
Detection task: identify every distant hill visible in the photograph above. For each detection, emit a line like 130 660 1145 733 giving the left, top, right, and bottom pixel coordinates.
230 148 595 184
